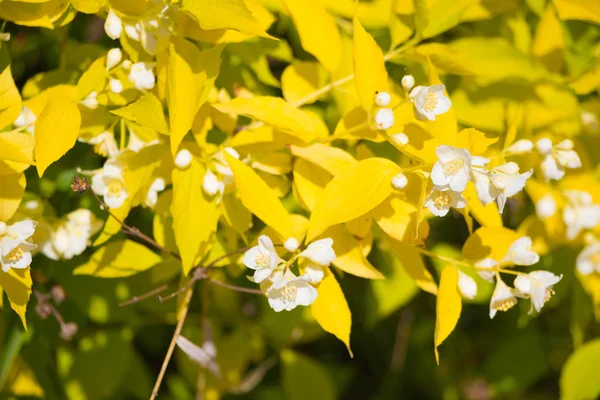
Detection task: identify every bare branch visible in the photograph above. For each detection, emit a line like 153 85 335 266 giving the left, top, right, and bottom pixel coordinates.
119 284 169 307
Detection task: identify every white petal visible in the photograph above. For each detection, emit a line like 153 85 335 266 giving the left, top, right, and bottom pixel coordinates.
242 246 261 270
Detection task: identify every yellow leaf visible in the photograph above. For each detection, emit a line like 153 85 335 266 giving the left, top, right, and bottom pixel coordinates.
290 144 356 176
455 128 498 155
73 240 162 278
0 131 35 165
333 106 384 142
0 53 22 130
283 0 342 72
307 158 400 242
0 0 70 29
0 267 32 329
503 106 523 150
434 265 462 363
93 202 131 247
292 159 331 211
353 14 388 111
427 58 458 142
214 96 319 142
281 62 329 105
71 0 107 14
111 93 169 135
372 193 424 244
220 193 252 238
34 95 81 176
311 270 353 356
569 61 600 95
462 226 521 262
554 0 600 24
322 225 383 279
172 159 219 274
387 238 438 294
181 0 274 39
225 151 292 239
76 56 106 101
402 43 475 76
463 182 503 228
0 173 26 222
252 152 293 175
417 0 478 39
531 4 565 72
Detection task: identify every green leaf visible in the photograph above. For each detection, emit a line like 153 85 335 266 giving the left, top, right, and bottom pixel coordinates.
561 338 600 400
281 349 336 400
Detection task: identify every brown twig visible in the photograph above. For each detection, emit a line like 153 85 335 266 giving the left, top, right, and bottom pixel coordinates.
34 289 78 341
150 287 194 400
205 278 263 295
119 284 169 307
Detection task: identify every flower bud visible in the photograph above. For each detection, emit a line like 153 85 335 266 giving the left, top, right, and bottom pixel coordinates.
106 48 122 70
375 91 391 107
458 271 477 300
391 173 408 189
128 62 155 91
391 133 409 146
505 139 533 155
284 237 300 252
536 138 553 155
374 108 394 130
121 60 132 70
104 9 122 40
536 195 556 219
81 91 98 109
109 78 123 94
401 74 415 91
174 149 193 169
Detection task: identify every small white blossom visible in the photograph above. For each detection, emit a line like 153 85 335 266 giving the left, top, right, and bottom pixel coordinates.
201 148 239 197
303 263 325 284
576 243 600 275
514 271 562 314
536 195 557 219
243 235 284 283
563 190 600 240
537 138 581 181
458 271 477 300
109 78 123 94
128 62 156 91
81 91 98 109
504 139 533 155
14 106 36 134
299 238 336 266
471 160 532 213
266 270 318 312
44 210 101 260
501 236 539 266
91 160 128 209
145 178 166 208
174 149 193 169
284 237 300 252
0 220 37 272
391 173 408 190
375 91 391 107
401 74 415 91
489 278 518 319
374 108 395 130
475 258 497 282
536 138 553 154
79 131 119 158
409 84 451 121
202 169 224 197
431 145 472 192
104 9 123 40
424 187 466 217
390 133 409 146
106 48 122 70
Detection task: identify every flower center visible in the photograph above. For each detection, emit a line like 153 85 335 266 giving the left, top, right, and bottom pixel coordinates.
434 192 451 208
107 181 124 197
255 252 271 268
94 142 108 157
7 247 23 262
495 297 517 312
282 285 298 302
424 92 438 111
444 159 465 175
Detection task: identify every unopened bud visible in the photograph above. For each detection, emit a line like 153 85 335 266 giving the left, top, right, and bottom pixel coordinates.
391 133 409 146
374 108 395 130
106 48 122 70
391 173 408 189
505 139 533 155
458 270 477 300
375 91 391 107
109 78 123 94
174 149 193 169
536 195 556 219
536 138 553 155
401 74 415 91
284 237 300 252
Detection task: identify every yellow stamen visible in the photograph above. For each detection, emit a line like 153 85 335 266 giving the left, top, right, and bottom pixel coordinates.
282 285 298 302
434 192 451 208
495 297 517 312
107 181 124 196
7 247 23 262
424 92 438 111
255 252 271 268
444 159 465 175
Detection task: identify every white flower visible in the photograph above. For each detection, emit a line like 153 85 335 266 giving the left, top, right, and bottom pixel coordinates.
106 48 122 70
489 278 518 319
581 110 599 133
576 243 600 275
374 108 394 130
79 131 119 158
109 78 123 94
401 74 415 91
48 210 101 260
91 160 128 209
424 187 466 217
375 91 391 107
174 149 193 169
128 62 156 90
536 195 557 219
299 238 336 266
537 138 581 181
202 169 224 197
145 178 166 208
431 145 472 192
390 133 409 146
475 258 497 282
563 190 600 240
105 9 123 40
0 220 37 272
266 270 318 312
81 91 98 109
514 271 562 314
409 84 451 121
201 148 239 197
504 139 533 155
14 106 36 134
501 236 539 266
391 173 408 190
243 235 283 283
284 237 300 252
472 161 532 213
302 263 325 284
118 3 177 55
458 271 477 300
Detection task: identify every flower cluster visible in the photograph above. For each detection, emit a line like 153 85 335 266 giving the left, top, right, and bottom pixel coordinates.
243 235 336 312
39 210 102 261
0 220 37 272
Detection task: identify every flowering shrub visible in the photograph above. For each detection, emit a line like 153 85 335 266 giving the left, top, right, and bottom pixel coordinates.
1 0 600 398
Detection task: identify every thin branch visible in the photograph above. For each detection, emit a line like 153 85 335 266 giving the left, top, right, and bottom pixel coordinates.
150 287 194 400
119 284 169 307
205 278 263 295
157 278 198 303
